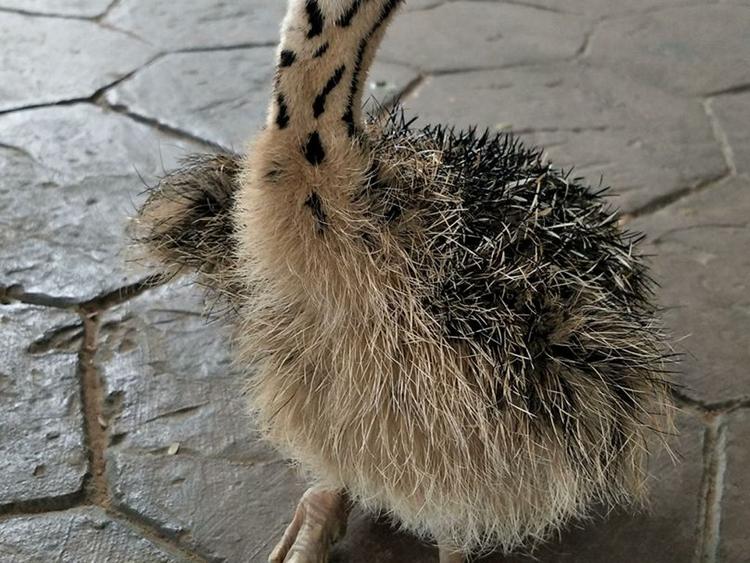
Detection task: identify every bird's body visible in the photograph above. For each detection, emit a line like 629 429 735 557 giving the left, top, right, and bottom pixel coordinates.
135 0 674 559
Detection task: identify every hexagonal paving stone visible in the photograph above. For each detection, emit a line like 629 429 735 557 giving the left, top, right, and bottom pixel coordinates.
587 5 750 97
98 284 306 561
0 104 201 302
404 62 726 212
711 92 750 175
106 48 419 150
0 12 155 112
632 176 750 404
331 413 705 562
104 0 287 52
379 1 588 72
0 0 111 17
0 304 86 508
0 507 183 562
722 409 750 562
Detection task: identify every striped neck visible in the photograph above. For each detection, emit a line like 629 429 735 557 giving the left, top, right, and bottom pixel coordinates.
270 0 403 146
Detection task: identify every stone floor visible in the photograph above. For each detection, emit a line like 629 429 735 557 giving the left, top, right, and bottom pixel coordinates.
1 0 748 562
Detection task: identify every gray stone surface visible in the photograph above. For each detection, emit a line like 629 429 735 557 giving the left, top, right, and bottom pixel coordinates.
403 0 443 11
0 104 200 301
98 284 306 561
723 409 750 562
107 47 276 150
104 0 287 52
405 63 726 212
0 508 182 562
633 176 750 404
0 0 111 17
712 92 750 175
588 6 750 97
107 49 419 149
0 304 86 507
0 12 154 112
380 2 588 72
496 0 715 18
365 62 422 113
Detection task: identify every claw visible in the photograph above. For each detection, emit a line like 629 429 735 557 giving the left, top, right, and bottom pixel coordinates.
269 487 349 563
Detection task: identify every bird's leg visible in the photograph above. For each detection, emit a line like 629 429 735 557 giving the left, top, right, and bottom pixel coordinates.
438 544 467 563
269 486 349 563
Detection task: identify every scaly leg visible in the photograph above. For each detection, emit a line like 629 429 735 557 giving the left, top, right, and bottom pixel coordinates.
438 544 467 563
269 486 349 563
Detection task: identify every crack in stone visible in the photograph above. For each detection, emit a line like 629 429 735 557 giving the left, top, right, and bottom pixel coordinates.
96 0 123 22
0 56 157 117
0 490 87 520
78 274 164 315
141 403 209 425
0 0 130 20
514 124 619 135
0 284 79 309
673 388 750 415
416 32 596 78
0 97 94 117
26 322 85 355
77 313 110 508
0 141 40 165
695 415 727 563
651 222 749 246
1 275 164 315
629 171 733 219
456 0 572 15
410 0 448 12
104 508 209 563
0 6 95 21
0 53 231 183
705 81 750 98
107 503 213 562
369 74 426 126
2 272 209 558
703 98 738 176
574 18 598 60
171 41 279 54
102 101 227 152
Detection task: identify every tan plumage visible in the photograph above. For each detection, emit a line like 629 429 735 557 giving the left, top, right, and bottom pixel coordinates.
134 0 675 558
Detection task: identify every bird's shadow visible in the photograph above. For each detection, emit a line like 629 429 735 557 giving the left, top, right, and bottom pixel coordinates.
330 504 686 563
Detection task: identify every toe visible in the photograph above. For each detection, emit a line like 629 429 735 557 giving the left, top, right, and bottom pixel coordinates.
269 506 305 563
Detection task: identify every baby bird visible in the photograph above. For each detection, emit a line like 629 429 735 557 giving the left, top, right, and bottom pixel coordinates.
135 1 674 561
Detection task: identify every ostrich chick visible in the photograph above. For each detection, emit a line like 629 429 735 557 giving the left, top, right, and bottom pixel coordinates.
135 0 674 561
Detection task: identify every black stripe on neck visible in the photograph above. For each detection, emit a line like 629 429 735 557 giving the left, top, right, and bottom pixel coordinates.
304 191 328 233
337 0 365 27
342 0 402 136
276 93 290 128
305 0 325 38
304 131 326 165
313 65 347 118
313 42 330 58
279 50 297 67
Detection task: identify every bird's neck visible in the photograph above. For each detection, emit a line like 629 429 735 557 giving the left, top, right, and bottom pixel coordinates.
268 0 403 153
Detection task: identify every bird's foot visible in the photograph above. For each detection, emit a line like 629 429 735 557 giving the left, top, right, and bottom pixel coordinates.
269 486 349 563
